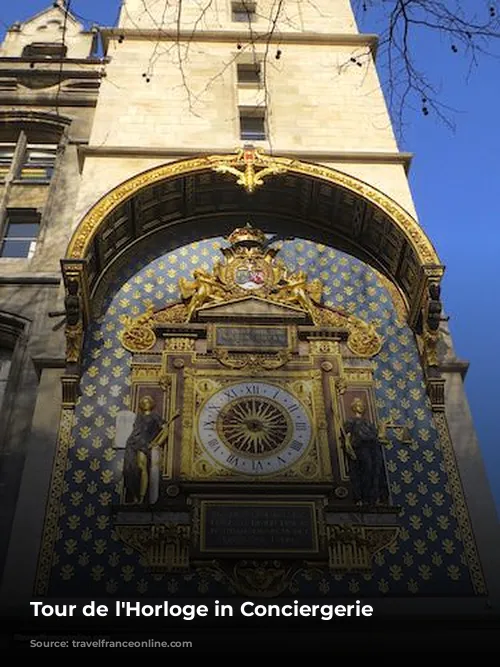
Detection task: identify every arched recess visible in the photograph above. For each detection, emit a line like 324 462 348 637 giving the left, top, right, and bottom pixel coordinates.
0 110 71 142
64 151 443 329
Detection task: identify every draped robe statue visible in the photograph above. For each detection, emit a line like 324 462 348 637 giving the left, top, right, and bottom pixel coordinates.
343 398 389 506
123 395 165 504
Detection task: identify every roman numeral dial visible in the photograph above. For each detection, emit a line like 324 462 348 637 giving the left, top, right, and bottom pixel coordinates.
197 381 312 475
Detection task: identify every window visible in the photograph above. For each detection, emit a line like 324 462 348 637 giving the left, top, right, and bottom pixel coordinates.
237 63 261 85
22 42 67 59
0 143 16 181
232 2 256 22
18 144 57 182
239 107 266 141
0 349 12 414
0 209 41 258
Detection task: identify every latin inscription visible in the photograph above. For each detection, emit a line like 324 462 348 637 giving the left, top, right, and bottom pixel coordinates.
202 503 317 552
215 326 289 349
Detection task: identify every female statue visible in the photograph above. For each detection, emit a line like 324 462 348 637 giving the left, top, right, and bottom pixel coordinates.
342 397 389 506
123 395 166 504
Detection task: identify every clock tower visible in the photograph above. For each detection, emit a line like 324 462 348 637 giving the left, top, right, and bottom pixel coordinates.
0 0 498 619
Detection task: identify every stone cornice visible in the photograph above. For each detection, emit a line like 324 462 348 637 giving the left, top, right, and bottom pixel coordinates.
100 28 378 54
0 57 109 65
440 360 470 380
0 274 61 285
78 146 412 172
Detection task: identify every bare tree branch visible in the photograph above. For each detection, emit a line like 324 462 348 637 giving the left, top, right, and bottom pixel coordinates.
354 1 500 137
3 1 500 140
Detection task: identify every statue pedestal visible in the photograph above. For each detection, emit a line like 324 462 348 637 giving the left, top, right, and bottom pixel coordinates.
324 506 401 571
112 508 191 573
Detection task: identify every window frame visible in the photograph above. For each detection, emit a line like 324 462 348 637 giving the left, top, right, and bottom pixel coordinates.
17 143 58 183
0 143 16 182
21 42 68 59
237 62 262 87
0 209 41 259
239 106 267 141
231 1 257 23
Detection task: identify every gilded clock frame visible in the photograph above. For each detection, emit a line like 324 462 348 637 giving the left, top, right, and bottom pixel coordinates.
179 367 333 483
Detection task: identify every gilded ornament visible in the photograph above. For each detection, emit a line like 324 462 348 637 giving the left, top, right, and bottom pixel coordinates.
158 373 171 392
179 268 227 321
120 325 156 353
326 525 399 570
66 151 440 330
153 304 188 323
193 458 215 477
61 276 85 366
335 378 347 396
173 223 381 348
110 224 382 359
423 330 440 367
273 270 323 322
231 560 293 596
214 349 291 371
346 319 383 358
299 461 318 477
310 340 340 355
115 524 190 572
176 222 324 320
119 307 156 353
207 148 291 194
313 307 346 328
65 321 84 364
165 337 195 351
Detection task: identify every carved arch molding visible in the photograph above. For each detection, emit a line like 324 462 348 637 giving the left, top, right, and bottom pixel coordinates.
61 150 445 404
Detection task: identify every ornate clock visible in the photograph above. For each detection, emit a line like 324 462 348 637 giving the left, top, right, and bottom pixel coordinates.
196 381 313 476
114 224 400 579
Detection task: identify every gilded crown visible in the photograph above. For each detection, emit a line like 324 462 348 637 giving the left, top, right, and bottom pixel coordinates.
228 223 266 247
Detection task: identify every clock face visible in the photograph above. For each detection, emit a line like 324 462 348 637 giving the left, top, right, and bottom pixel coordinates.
197 381 313 476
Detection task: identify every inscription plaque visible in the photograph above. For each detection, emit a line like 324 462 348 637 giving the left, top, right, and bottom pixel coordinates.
215 326 289 350
200 501 318 554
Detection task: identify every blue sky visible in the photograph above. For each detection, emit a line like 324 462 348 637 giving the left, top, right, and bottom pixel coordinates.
1 1 499 513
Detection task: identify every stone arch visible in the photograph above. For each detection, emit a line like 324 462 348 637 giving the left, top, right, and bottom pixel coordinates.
65 151 443 326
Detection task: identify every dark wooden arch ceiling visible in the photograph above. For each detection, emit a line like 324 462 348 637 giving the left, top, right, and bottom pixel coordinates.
86 170 420 305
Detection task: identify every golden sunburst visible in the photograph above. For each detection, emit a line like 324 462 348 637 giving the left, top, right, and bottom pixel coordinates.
217 397 290 455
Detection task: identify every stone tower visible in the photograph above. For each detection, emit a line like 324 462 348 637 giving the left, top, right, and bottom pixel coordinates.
0 0 499 632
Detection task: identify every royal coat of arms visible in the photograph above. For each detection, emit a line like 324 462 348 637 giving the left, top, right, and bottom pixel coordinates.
119 223 382 358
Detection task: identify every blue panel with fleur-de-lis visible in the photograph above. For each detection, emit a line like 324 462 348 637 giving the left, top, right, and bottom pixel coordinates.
46 237 477 597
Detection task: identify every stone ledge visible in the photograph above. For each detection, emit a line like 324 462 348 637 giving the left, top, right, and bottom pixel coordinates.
78 145 413 171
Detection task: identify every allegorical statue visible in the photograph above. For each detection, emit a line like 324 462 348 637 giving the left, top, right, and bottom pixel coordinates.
64 278 84 364
123 396 175 504
342 398 389 506
269 268 323 323
179 268 226 321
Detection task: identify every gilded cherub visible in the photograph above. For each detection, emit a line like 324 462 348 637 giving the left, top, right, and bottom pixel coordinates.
179 268 227 321
274 270 323 321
